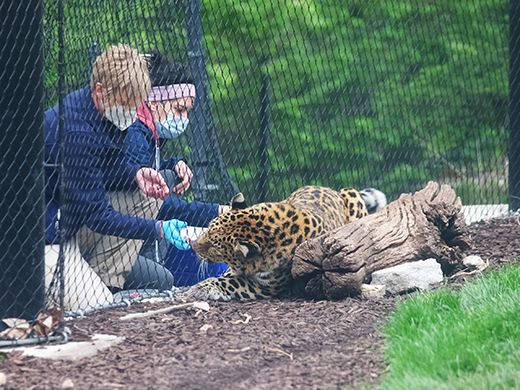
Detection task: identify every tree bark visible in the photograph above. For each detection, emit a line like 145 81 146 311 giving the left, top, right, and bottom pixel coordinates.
291 182 472 300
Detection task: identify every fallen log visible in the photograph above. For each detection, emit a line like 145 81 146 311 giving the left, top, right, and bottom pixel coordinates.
291 181 472 300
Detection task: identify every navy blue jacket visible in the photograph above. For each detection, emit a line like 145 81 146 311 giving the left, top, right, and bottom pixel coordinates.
45 86 162 243
126 119 220 227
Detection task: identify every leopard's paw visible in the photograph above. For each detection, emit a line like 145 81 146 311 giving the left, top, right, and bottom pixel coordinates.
187 279 234 301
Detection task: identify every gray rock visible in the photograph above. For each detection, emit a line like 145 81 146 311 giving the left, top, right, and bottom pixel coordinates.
370 258 443 295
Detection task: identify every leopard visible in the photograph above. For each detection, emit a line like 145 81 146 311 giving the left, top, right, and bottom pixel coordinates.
189 185 386 301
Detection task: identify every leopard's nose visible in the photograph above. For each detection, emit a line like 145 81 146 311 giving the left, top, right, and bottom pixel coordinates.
191 238 210 254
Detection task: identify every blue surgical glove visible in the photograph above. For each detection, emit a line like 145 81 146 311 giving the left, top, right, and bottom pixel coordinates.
162 219 191 250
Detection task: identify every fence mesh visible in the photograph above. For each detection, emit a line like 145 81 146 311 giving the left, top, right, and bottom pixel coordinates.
0 0 513 343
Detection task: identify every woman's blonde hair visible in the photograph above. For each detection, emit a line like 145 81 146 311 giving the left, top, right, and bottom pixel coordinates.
90 44 151 109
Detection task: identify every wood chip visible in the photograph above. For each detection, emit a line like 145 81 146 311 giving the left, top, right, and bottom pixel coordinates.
449 266 487 279
263 345 293 360
119 302 210 321
227 347 251 353
229 313 252 325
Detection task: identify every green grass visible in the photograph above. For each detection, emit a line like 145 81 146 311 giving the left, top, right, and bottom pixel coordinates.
377 263 520 390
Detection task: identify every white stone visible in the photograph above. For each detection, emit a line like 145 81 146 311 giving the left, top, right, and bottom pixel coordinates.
61 379 74 389
462 255 487 271
200 324 213 332
0 372 6 386
370 258 443 295
360 284 386 298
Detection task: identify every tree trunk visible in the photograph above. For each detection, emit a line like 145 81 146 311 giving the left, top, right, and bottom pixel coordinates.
291 182 472 300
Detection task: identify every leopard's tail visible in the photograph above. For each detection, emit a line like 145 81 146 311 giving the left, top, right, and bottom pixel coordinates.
359 188 387 214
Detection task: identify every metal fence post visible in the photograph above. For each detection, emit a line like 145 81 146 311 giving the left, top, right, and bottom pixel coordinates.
185 0 239 202
510 0 520 212
186 0 212 201
0 0 45 319
259 58 270 203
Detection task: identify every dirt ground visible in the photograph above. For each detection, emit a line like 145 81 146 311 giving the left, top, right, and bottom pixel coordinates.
2 216 520 390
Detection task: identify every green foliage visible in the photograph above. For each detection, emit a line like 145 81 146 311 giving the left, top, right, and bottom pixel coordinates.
378 263 520 390
43 0 510 205
43 0 188 108
453 179 508 205
202 0 509 203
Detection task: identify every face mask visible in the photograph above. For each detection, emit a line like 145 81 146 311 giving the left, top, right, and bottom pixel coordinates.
104 105 137 131
156 113 189 139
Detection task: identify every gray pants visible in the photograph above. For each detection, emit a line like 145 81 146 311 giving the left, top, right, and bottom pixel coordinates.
124 255 174 290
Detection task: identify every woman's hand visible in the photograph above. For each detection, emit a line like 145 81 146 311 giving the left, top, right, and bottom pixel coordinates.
172 160 193 195
135 167 170 200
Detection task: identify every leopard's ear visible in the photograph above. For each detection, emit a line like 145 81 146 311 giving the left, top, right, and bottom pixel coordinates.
230 193 248 209
234 241 261 259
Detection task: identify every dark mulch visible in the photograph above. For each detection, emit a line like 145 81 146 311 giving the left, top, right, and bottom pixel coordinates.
2 216 520 390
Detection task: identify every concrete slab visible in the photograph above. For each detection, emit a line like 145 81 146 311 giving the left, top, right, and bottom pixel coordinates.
5 334 125 361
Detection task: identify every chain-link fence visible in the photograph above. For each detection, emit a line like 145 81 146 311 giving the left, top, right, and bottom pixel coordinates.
0 0 514 345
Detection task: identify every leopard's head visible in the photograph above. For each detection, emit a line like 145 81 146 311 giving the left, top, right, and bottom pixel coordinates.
192 193 319 275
